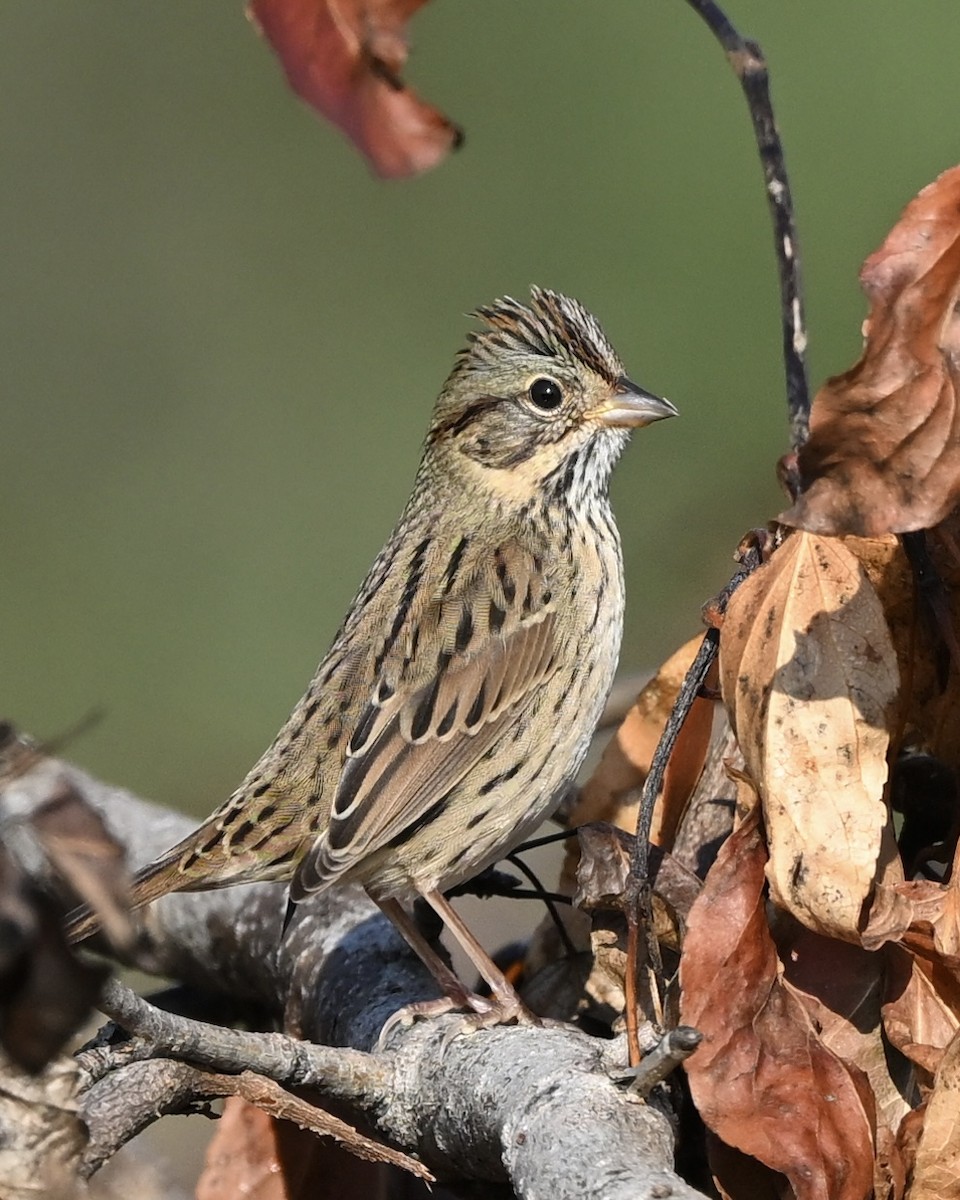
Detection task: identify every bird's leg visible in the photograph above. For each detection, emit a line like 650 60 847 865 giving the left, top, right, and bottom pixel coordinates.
421 888 538 1026
375 897 478 1006
373 897 495 1047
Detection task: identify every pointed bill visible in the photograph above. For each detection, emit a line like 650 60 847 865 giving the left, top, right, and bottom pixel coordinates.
591 377 678 428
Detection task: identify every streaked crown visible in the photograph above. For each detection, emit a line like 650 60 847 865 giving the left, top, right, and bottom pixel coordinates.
457 287 625 384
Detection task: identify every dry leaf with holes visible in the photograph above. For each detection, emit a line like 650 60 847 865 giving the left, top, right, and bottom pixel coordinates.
249 0 461 178
680 814 876 1200
783 165 960 537
719 531 899 939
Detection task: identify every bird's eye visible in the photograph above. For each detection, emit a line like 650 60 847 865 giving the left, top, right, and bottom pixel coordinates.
527 377 564 412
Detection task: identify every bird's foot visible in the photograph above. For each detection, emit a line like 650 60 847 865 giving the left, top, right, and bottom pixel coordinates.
437 994 541 1052
376 991 496 1051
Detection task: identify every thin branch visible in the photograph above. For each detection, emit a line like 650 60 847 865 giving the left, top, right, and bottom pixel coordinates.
94 978 389 1099
612 1025 703 1098
505 851 579 958
685 0 810 454
81 1058 431 1181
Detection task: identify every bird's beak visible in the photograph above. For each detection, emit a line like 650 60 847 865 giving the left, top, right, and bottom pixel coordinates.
591 376 678 428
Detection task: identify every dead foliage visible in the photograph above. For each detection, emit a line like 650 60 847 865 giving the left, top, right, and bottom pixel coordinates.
783 165 960 538
567 166 960 1197
248 0 460 178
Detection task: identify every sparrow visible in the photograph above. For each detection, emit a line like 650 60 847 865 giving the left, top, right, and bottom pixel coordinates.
68 288 676 1026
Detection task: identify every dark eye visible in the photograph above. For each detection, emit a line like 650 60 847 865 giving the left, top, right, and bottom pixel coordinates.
528 377 564 412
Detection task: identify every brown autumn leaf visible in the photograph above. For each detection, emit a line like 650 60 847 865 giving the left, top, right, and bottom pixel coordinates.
863 834 960 964
882 945 960 1078
572 635 703 833
779 924 914 1198
248 0 461 179
847 529 960 779
782 164 960 537
680 813 876 1200
910 1029 960 1199
719 531 899 939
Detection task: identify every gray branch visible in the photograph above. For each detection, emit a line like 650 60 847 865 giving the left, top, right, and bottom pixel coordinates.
3 755 708 1199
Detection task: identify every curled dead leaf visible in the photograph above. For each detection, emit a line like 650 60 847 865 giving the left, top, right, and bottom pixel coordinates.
719 531 899 939
882 945 960 1078
783 165 960 537
249 0 461 178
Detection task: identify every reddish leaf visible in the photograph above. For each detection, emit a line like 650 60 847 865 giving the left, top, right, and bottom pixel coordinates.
680 814 876 1200
249 0 461 178
782 165 960 537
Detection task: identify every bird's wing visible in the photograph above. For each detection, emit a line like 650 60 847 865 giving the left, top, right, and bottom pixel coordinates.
290 539 558 898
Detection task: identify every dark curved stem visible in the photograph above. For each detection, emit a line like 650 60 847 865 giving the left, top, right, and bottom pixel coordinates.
685 0 811 453
624 532 767 1064
505 852 578 959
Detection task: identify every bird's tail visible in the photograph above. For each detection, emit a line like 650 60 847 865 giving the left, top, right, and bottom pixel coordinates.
64 807 305 945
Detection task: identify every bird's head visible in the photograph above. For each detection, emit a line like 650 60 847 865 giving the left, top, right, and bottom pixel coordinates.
425 287 676 504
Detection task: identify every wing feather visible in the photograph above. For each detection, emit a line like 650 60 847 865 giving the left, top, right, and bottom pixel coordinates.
290 542 557 900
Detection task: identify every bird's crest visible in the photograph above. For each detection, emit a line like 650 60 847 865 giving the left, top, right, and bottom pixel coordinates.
457 287 624 384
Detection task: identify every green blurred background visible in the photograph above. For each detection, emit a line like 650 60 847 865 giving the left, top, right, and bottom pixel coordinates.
2 1 957 815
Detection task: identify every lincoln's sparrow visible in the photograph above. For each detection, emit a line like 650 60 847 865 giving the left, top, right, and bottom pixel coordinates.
68 288 675 1023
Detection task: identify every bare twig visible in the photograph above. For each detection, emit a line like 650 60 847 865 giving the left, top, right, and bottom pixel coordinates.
614 1026 703 1098
94 977 389 1099
624 533 769 1065
685 0 811 454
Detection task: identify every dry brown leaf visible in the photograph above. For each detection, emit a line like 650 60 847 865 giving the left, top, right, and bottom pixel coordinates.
197 1078 429 1199
782 165 960 537
882 945 960 1078
847 530 960 780
568 634 714 858
720 531 899 939
910 1029 960 1198
706 1133 790 1200
863 835 960 971
680 813 876 1199
780 922 914 1190
249 0 460 179
196 1095 387 1200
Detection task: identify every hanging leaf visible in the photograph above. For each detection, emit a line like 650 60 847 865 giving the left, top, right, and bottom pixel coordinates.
249 0 461 178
